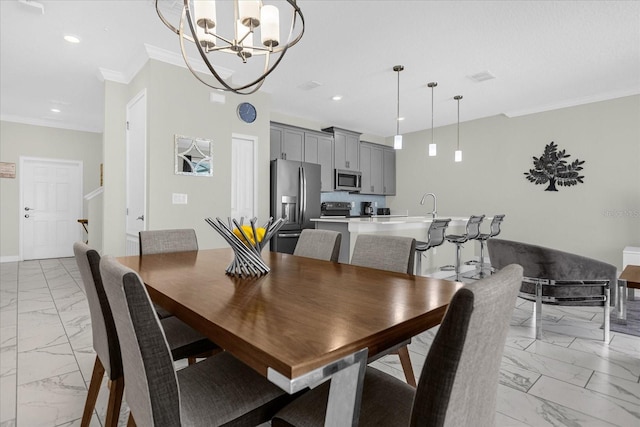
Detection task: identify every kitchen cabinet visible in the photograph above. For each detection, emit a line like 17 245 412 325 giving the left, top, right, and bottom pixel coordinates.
323 127 360 171
360 142 395 195
360 142 384 195
304 131 334 192
383 147 396 195
270 124 304 161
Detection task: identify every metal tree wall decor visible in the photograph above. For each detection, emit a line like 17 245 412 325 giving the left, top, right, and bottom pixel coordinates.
524 141 585 191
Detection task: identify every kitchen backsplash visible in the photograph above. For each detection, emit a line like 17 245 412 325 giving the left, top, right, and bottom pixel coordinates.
321 192 386 216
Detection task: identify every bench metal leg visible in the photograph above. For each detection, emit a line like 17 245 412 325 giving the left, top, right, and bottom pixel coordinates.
617 279 627 321
535 282 542 339
603 286 610 342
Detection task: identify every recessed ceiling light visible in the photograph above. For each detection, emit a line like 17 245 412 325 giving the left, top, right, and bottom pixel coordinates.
64 35 80 44
332 95 342 101
50 108 61 113
397 117 405 121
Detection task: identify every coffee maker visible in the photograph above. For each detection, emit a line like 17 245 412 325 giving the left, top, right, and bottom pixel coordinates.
361 202 374 216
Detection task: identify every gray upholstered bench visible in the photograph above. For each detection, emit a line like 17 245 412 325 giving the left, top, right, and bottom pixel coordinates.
487 239 616 341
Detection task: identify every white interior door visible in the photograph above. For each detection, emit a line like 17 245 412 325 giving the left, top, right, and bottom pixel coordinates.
20 157 82 260
126 90 147 255
231 134 257 220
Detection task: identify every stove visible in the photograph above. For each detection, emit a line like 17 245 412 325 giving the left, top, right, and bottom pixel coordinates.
321 201 352 217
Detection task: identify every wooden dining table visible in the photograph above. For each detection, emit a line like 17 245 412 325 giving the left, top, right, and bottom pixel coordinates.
117 248 463 423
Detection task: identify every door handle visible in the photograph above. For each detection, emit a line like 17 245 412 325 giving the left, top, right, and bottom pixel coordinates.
24 207 34 211
137 215 145 221
24 214 29 218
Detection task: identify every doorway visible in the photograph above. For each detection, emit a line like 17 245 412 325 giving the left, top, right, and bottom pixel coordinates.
20 157 82 260
125 89 147 255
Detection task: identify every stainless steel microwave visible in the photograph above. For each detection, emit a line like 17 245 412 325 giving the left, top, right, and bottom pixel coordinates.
335 169 362 192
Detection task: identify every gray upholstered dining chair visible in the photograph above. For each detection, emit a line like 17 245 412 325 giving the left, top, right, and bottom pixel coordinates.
272 264 523 427
351 234 416 275
293 229 342 262
73 242 220 427
139 228 199 255
350 234 417 386
139 228 199 319
99 255 294 427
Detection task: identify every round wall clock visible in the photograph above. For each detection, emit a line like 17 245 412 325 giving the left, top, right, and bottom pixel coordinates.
237 102 257 123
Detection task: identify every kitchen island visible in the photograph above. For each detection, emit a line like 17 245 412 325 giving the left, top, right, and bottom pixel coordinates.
312 216 480 276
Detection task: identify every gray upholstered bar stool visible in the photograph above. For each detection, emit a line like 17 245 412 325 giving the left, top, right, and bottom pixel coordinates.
414 218 451 276
445 215 484 281
467 214 505 279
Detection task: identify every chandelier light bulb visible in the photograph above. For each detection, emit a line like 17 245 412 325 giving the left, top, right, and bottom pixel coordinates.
260 5 280 47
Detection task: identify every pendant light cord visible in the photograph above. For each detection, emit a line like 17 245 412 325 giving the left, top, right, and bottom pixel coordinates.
396 70 400 135
457 98 460 150
454 95 463 150
431 85 435 145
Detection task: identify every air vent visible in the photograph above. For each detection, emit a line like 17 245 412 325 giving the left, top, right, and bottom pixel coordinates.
298 80 323 91
468 71 496 82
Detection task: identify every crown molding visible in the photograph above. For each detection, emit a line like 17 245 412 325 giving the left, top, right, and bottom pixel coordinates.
144 44 234 79
503 88 640 118
98 67 128 84
99 43 234 85
1 115 102 133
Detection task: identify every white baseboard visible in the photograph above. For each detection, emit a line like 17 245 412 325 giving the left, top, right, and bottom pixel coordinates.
1 255 20 263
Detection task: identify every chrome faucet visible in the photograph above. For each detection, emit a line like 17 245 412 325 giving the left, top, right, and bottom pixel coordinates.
420 192 437 218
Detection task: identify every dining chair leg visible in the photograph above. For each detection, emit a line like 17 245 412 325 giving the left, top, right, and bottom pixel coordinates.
397 346 416 387
188 357 196 365
81 356 105 427
105 376 124 427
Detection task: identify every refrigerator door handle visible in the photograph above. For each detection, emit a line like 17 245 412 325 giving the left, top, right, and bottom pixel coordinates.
278 233 301 238
301 167 307 225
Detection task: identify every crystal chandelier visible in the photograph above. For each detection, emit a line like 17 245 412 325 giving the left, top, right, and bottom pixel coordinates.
156 0 305 94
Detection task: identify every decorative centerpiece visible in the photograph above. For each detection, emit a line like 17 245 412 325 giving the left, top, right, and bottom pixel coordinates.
205 216 285 277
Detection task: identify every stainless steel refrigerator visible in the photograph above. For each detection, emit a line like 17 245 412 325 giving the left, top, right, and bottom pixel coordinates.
270 159 321 254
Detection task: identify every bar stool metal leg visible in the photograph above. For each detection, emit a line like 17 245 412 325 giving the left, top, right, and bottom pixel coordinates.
454 243 463 281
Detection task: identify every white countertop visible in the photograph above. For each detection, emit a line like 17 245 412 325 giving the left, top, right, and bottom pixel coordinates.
312 215 469 224
312 215 474 232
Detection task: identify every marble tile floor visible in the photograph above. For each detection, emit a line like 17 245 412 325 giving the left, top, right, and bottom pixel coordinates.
1 258 639 426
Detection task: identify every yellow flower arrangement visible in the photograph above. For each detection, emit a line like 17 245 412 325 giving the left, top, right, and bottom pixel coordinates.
233 225 266 246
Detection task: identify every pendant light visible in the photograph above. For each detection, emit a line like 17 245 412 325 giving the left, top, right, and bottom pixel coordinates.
393 65 404 150
454 95 463 162
427 82 437 156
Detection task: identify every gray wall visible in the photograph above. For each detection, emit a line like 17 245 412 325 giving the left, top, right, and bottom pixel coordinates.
0 121 102 260
387 95 640 269
102 60 271 256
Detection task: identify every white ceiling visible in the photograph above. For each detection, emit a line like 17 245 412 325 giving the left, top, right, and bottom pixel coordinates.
1 0 639 137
